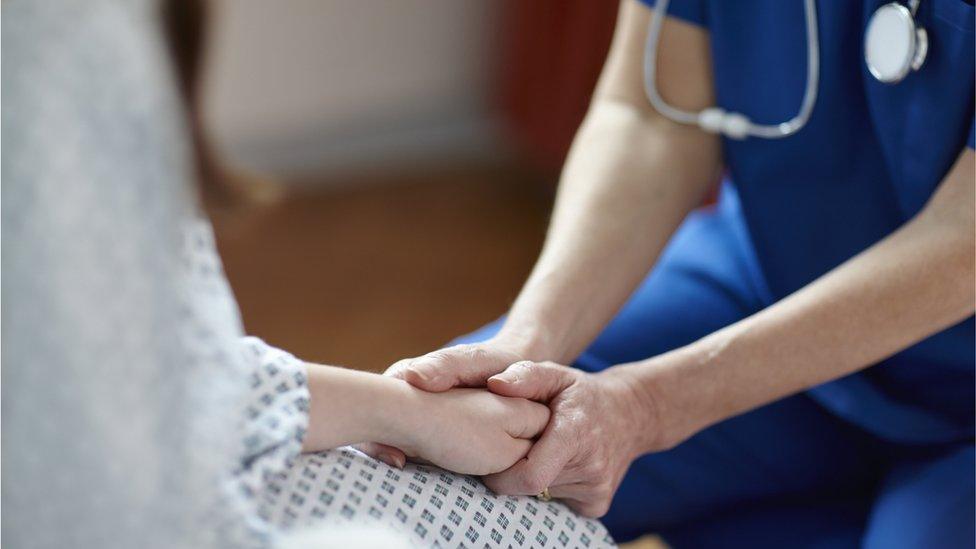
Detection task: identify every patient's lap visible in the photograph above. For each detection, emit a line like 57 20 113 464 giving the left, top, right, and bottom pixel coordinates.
260 447 615 548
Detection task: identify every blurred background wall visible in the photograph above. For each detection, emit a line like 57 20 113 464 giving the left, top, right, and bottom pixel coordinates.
199 0 620 373
203 0 503 177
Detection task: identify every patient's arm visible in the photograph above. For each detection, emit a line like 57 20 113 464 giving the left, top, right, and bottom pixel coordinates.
301 364 550 476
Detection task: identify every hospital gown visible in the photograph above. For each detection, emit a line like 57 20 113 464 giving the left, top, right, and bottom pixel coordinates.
1 1 614 547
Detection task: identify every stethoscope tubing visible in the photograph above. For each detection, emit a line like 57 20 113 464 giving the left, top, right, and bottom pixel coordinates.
643 0 821 139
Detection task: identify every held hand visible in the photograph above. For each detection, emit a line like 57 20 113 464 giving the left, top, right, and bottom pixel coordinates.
391 387 551 476
359 337 535 466
482 361 659 518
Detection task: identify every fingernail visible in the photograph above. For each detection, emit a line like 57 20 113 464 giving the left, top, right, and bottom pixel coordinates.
377 452 402 468
490 374 518 384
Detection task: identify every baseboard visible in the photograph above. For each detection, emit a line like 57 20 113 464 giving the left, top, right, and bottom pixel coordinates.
213 110 510 185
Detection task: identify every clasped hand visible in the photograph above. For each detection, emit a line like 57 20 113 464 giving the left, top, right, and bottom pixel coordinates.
383 386 551 476
362 339 659 518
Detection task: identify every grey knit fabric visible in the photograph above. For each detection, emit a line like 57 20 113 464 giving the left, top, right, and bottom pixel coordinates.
1 1 287 546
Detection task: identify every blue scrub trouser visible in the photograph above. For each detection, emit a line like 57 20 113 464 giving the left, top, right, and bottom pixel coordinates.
452 196 975 548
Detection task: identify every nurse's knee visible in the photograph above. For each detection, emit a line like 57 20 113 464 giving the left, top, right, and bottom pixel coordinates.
863 446 975 549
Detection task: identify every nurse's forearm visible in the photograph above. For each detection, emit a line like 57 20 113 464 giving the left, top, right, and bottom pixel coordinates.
499 103 719 363
500 105 716 362
629 151 975 449
495 6 720 364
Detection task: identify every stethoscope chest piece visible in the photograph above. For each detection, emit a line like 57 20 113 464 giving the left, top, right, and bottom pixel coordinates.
865 2 928 83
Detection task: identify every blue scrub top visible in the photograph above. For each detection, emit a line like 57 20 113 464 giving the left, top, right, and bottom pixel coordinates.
643 0 975 443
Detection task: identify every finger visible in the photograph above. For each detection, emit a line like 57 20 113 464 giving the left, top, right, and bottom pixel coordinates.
355 442 406 469
405 456 434 466
504 399 551 439
384 356 448 390
383 359 414 380
547 482 590 501
487 361 577 402
548 475 614 518
559 497 608 519
401 345 518 392
482 421 573 496
502 438 534 469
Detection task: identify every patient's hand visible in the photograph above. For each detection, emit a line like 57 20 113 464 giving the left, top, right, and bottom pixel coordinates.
386 387 550 476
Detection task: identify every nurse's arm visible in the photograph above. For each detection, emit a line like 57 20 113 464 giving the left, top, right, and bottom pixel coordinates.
500 4 721 366
387 2 721 389
627 149 976 449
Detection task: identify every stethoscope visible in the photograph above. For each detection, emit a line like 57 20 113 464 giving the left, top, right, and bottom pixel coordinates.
644 0 929 140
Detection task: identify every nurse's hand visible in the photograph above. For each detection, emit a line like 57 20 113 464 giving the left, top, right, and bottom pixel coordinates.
482 361 660 518
385 337 534 391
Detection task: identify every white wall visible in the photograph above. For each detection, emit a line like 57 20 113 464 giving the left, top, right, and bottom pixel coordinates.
202 0 503 177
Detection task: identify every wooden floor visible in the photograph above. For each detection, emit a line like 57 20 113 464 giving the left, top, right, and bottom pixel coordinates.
210 162 553 372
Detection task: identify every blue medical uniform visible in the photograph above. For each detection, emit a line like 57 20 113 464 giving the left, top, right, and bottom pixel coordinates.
454 1 976 547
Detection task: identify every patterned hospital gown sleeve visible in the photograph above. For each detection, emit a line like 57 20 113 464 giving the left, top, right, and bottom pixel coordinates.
234 338 311 504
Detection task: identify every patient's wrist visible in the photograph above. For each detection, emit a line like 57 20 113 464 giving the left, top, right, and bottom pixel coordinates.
365 376 429 451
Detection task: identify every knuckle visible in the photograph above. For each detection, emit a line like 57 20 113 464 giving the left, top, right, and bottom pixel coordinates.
580 459 604 479
420 350 455 368
554 414 584 440
384 360 411 377
425 350 450 363
465 346 492 363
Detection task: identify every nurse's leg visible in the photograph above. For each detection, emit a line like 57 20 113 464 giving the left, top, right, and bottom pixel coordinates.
611 396 881 545
862 445 975 549
453 189 881 543
580 196 882 543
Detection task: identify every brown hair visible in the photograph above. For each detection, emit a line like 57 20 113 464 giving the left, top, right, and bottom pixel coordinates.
161 0 234 207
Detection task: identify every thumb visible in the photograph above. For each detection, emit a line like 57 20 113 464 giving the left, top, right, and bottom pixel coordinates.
384 357 453 392
487 361 577 402
395 344 519 392
355 442 406 469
